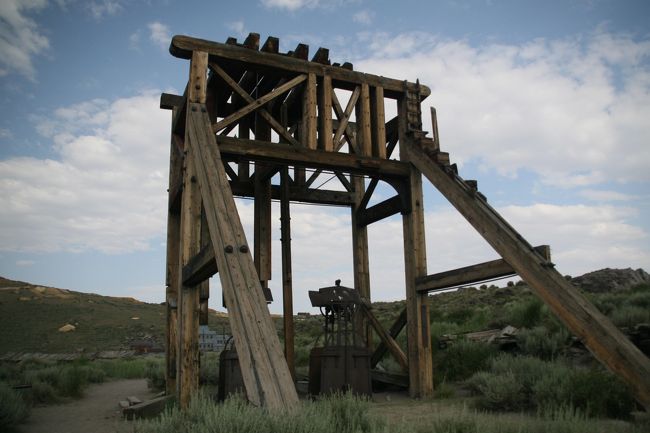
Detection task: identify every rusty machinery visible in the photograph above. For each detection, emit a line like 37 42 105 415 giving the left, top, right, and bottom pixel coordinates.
308 280 372 396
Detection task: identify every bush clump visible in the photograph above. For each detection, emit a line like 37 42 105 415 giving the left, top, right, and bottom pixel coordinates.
0 382 30 430
435 339 497 383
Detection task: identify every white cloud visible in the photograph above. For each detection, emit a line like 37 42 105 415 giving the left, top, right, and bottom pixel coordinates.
148 22 171 50
0 0 49 80
88 0 122 20
352 9 373 25
227 20 246 37
356 30 650 187
0 91 170 254
579 189 638 202
0 128 12 139
261 0 319 11
129 30 141 50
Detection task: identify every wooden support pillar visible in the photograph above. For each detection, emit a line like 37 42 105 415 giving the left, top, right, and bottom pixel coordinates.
356 83 372 157
176 50 208 409
302 72 317 150
254 103 272 294
370 86 387 159
352 174 371 346
318 75 333 152
280 167 295 379
165 128 182 396
398 96 434 398
199 206 210 325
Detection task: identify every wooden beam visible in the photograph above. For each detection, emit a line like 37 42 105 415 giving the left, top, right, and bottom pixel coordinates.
318 75 333 151
371 87 387 159
280 168 295 379
187 102 298 410
228 180 355 206
188 51 208 104
182 243 218 287
216 136 411 178
161 92 184 110
170 35 431 99
301 73 317 150
371 308 407 369
405 139 650 410
416 246 551 293
213 74 307 133
356 195 403 227
360 303 408 371
332 87 360 153
199 207 210 326
351 175 371 346
399 96 434 398
356 83 372 157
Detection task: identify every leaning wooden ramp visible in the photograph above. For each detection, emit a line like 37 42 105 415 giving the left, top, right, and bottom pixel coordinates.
404 134 650 410
186 101 299 410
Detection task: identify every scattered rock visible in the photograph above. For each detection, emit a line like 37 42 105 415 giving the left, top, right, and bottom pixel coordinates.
18 296 31 301
571 268 650 293
58 324 76 333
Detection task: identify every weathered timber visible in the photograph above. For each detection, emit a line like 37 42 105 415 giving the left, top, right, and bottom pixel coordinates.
405 139 650 410
318 75 334 151
182 243 218 287
228 180 355 206
371 86 387 159
351 175 371 346
199 208 210 325
332 87 360 153
356 195 404 227
216 135 411 178
187 102 298 410
399 97 434 398
170 35 431 98
416 245 551 293
280 168 295 379
370 308 407 368
356 83 372 157
161 92 185 110
359 303 407 371
301 73 317 150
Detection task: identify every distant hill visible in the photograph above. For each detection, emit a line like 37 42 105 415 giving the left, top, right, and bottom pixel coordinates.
1 268 647 355
0 277 229 354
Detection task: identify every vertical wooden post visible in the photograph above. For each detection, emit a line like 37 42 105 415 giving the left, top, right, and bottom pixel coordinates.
356 83 372 157
371 86 387 159
165 128 181 396
398 95 434 398
302 72 317 150
177 50 208 408
352 174 371 346
280 167 295 379
254 103 272 292
318 75 333 152
199 207 210 325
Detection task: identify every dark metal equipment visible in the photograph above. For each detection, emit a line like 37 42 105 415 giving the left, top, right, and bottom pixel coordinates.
218 337 245 401
308 281 371 396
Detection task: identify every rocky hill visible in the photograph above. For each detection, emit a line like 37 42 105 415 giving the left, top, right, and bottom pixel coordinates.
570 268 650 293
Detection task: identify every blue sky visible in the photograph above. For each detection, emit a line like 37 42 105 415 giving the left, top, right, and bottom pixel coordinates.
1 0 649 314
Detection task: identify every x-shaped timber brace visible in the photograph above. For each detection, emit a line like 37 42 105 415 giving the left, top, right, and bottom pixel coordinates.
161 33 650 411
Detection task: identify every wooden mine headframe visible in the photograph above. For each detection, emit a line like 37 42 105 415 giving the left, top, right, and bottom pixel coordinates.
161 33 650 411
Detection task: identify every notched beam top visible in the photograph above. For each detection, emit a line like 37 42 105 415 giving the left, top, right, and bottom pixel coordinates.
169 34 430 98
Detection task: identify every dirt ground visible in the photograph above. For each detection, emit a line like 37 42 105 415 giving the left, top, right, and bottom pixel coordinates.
18 379 157 433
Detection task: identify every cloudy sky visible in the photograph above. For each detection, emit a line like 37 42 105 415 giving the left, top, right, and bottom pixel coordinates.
1 0 649 313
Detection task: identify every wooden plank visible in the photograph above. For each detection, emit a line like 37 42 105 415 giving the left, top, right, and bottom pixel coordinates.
182 243 218 287
254 95 273 287
280 168 295 379
318 75 333 151
371 87 387 159
228 180 355 206
356 195 403 227
301 73 317 149
399 96 434 398
188 51 208 104
430 107 440 151
371 308 407 368
187 102 298 410
415 245 551 293
170 35 431 98
216 135 411 178
356 83 372 157
199 207 210 326
351 175 371 346
160 93 184 110
213 74 307 132
165 113 182 395
360 304 408 371
405 139 650 410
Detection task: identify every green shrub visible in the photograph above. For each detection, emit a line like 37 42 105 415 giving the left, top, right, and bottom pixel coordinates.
0 382 30 430
29 380 58 404
467 354 635 419
435 339 497 383
146 360 166 391
610 305 650 328
507 298 543 328
517 326 569 360
57 366 87 397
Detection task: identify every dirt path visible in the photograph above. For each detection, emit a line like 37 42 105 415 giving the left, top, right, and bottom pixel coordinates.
19 379 157 433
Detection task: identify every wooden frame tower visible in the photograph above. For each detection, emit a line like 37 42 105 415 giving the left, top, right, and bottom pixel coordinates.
161 33 650 411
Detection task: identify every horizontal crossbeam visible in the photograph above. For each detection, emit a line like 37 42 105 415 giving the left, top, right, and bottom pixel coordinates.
415 245 551 293
182 244 218 287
